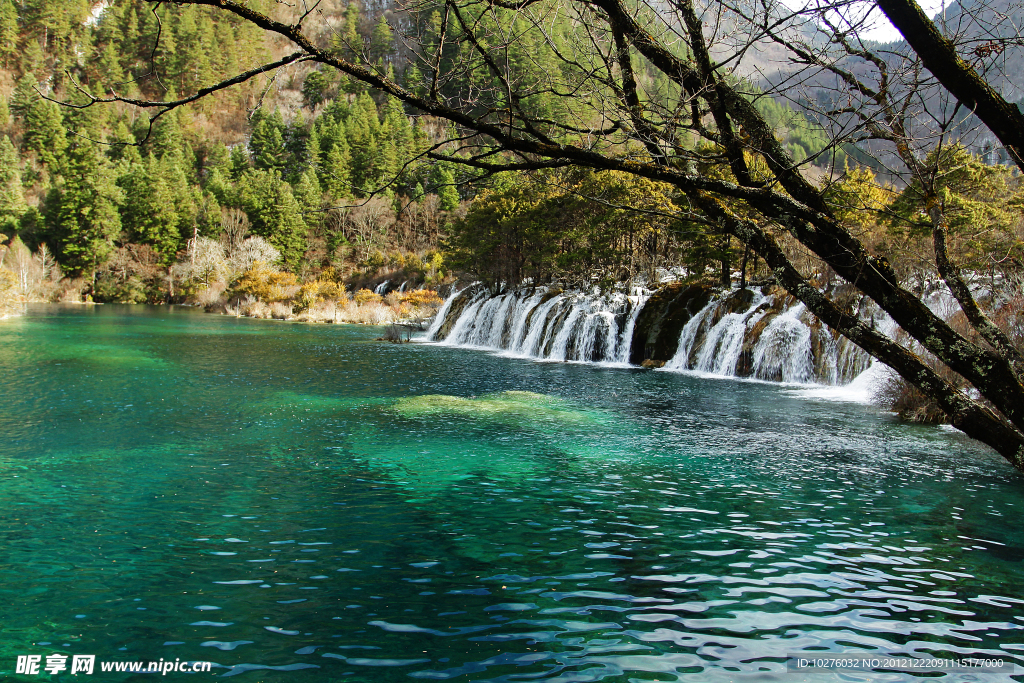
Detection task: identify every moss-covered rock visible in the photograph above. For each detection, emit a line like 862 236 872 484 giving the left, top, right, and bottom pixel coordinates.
431 287 479 340
629 283 714 364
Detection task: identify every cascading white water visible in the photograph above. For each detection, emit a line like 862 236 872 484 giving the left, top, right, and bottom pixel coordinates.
513 294 565 357
750 303 814 383
426 287 635 363
664 299 717 372
440 292 489 344
428 284 874 385
693 293 769 375
506 292 547 351
662 292 769 375
423 286 467 339
663 288 872 385
374 280 390 295
546 307 585 360
615 291 649 363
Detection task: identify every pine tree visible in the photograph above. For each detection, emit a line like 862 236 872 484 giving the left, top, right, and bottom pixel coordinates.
348 93 381 195
293 169 322 234
0 94 10 131
204 167 233 208
62 83 106 141
161 151 198 246
270 182 308 269
10 75 38 120
173 6 199 91
199 142 231 180
321 120 351 199
306 124 321 176
119 154 182 262
333 2 362 61
23 97 68 170
150 108 184 158
403 64 426 99
433 164 460 211
377 133 397 197
250 109 287 173
191 16 215 95
95 40 125 87
108 119 142 164
370 14 392 64
0 0 17 66
302 70 328 109
380 90 412 185
283 111 308 184
21 34 43 74
236 169 308 268
228 144 250 181
48 142 122 276
0 135 25 232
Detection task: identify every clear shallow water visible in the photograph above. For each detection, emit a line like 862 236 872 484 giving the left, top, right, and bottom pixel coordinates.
1 304 1023 682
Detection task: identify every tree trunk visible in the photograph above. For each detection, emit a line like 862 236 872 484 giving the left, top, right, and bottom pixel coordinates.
874 0 1024 172
720 236 731 289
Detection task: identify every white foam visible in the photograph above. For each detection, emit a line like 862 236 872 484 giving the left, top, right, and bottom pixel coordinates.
787 362 890 404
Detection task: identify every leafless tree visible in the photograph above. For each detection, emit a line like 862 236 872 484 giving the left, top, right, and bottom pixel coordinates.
75 0 1024 468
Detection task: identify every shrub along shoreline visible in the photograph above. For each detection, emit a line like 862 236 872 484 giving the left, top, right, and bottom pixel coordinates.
1 231 446 325
208 273 444 326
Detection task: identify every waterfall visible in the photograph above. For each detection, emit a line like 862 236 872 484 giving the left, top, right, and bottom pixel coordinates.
615 291 649 363
426 284 874 386
514 294 565 357
749 303 814 383
662 288 872 385
423 286 471 339
374 280 390 295
425 287 636 364
692 292 769 375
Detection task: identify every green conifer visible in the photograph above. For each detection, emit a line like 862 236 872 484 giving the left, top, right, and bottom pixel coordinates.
151 108 184 158
10 75 38 120
403 64 426 99
47 142 122 275
0 135 25 232
302 70 328 109
237 169 307 268
228 144 250 181
0 0 17 65
293 170 323 233
370 14 392 64
324 133 352 199
434 165 460 211
23 98 68 170
306 124 321 174
0 94 10 131
119 154 181 262
250 110 287 173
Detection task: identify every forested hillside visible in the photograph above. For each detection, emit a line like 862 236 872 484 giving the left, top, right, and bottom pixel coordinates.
0 0 856 306
0 0 465 304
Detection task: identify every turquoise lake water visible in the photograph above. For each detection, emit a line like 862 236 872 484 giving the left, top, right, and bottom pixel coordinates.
1 304 1023 681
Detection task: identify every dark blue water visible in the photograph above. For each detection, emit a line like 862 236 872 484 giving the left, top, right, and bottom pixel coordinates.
1 304 1022 681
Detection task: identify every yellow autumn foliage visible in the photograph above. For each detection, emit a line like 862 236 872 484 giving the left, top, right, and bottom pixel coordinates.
231 263 298 303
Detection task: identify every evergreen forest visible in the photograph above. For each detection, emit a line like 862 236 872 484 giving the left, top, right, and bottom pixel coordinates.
0 0 873 309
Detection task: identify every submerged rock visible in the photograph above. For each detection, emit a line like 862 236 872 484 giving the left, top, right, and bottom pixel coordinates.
392 390 597 429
